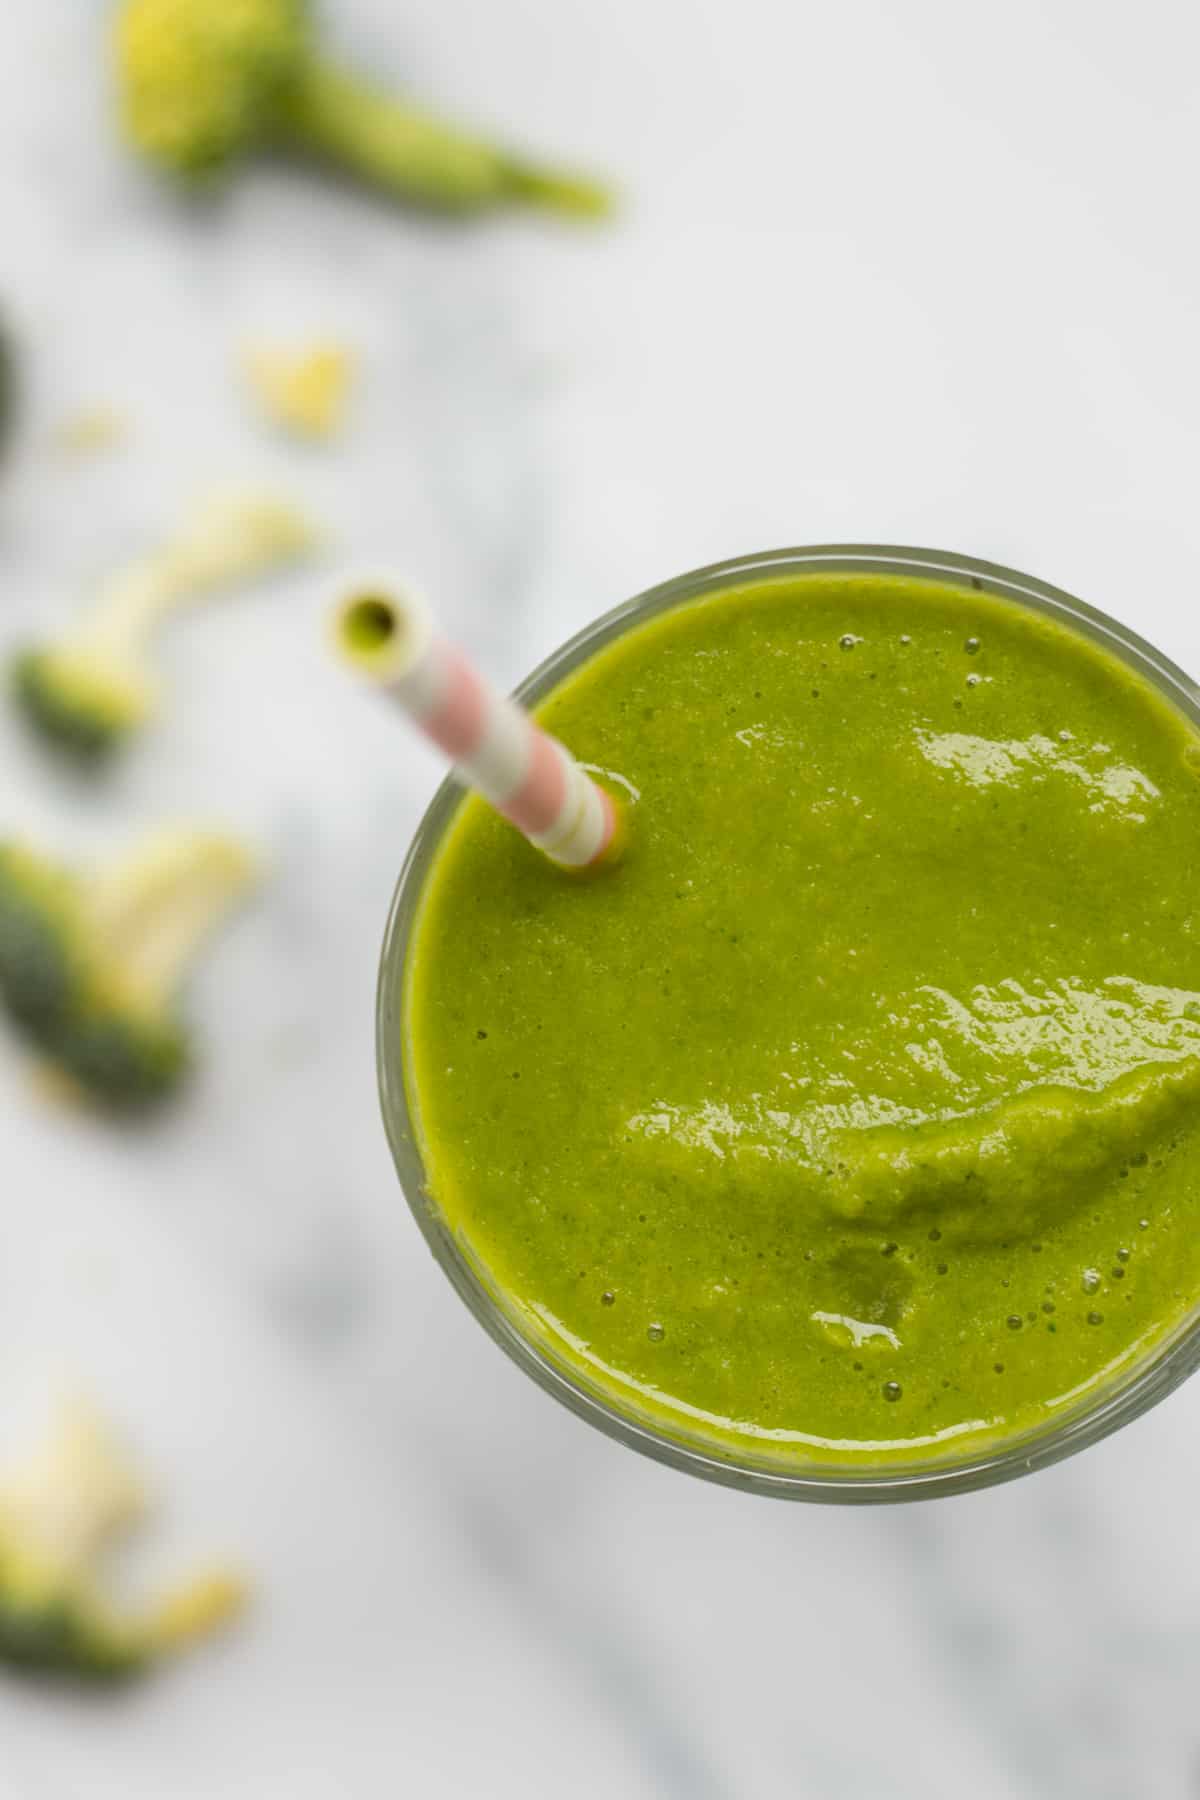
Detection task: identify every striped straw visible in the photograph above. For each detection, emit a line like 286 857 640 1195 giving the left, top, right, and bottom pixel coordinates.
334 581 620 870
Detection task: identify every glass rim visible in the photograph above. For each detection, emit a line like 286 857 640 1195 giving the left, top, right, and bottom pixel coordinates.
377 543 1200 1502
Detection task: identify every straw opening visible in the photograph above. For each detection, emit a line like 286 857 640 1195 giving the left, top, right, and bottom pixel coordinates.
343 594 397 656
335 584 431 682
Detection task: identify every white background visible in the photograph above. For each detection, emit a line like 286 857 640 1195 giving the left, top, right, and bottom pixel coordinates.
2 2 1200 1795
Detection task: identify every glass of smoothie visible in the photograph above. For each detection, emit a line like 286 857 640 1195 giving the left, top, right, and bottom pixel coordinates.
377 545 1200 1500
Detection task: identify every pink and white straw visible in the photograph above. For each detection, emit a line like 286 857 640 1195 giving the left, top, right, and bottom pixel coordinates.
335 581 619 869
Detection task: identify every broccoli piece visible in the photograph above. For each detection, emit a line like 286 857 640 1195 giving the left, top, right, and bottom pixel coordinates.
54 407 127 457
113 0 609 217
0 1402 245 1682
0 828 256 1110
0 314 15 459
12 489 316 765
243 339 353 439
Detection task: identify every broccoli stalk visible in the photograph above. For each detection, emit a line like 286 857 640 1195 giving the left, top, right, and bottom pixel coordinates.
12 490 316 763
0 1402 245 1681
0 312 15 459
113 0 610 217
0 829 257 1110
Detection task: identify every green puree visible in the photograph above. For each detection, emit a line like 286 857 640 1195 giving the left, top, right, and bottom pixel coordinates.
405 574 1200 1465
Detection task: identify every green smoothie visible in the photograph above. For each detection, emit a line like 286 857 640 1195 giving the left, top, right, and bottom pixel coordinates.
403 571 1200 1466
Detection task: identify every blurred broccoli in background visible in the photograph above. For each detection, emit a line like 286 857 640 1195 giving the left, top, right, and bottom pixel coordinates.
113 0 610 218
0 1401 245 1681
243 339 354 439
0 828 257 1110
54 407 128 458
12 489 316 765
0 314 16 458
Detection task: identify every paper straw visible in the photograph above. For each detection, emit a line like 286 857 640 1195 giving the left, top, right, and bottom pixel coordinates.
334 581 620 869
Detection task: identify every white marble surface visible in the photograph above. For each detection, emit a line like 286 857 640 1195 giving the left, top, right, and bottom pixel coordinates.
2 2 1200 1795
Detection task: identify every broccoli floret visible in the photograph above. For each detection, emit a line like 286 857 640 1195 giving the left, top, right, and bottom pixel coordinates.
0 314 15 459
243 339 353 439
113 0 609 217
54 407 127 457
12 490 315 765
0 829 256 1110
0 1402 245 1682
